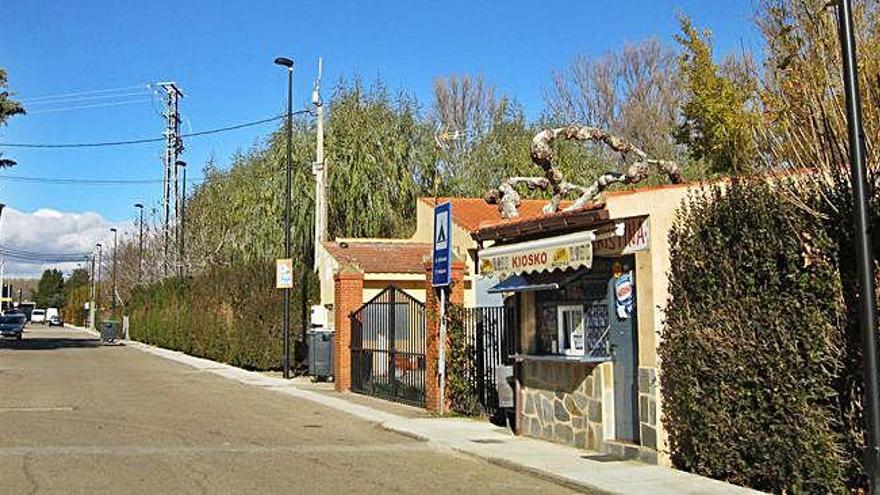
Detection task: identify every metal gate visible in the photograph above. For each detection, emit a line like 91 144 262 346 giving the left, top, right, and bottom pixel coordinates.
350 286 426 407
462 305 518 416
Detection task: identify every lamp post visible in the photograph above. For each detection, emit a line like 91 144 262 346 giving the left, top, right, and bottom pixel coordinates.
836 0 880 490
95 243 103 312
176 160 187 277
274 55 294 379
88 254 96 329
110 228 117 311
134 203 144 284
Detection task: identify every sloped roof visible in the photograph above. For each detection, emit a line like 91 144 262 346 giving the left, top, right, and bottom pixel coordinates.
419 197 568 232
323 241 431 273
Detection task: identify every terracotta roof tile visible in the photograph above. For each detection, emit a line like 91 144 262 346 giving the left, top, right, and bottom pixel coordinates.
420 197 569 232
323 241 431 273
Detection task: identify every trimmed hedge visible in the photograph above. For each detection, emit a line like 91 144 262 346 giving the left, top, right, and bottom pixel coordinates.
660 177 875 492
127 261 297 371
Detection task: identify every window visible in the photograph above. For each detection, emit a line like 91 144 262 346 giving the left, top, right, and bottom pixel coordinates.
557 305 585 356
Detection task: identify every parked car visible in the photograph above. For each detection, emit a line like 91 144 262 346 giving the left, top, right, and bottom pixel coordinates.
48 315 64 327
46 308 59 321
0 314 26 340
31 309 46 324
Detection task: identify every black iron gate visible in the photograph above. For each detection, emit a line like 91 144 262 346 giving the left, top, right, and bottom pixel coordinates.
462 305 518 416
350 286 426 406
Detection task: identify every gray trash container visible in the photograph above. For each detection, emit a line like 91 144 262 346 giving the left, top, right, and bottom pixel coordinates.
100 320 118 344
307 329 334 380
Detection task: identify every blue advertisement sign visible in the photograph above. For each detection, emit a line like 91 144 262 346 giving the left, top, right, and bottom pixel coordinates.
432 202 452 287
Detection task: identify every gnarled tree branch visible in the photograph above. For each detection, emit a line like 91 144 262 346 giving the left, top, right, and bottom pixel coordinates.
486 125 684 219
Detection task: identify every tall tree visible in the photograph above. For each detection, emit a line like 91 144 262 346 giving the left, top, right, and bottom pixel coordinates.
34 269 65 309
674 16 758 175
543 39 681 160
0 68 25 168
754 0 880 174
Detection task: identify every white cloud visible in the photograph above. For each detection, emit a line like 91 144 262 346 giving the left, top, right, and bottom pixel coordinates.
0 207 131 278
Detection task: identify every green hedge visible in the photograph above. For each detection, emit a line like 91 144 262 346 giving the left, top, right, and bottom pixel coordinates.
660 178 871 492
127 261 297 370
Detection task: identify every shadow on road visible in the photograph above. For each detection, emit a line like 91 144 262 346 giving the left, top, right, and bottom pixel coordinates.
0 337 101 350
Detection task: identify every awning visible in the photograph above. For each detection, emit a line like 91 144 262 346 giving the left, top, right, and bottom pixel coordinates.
487 275 560 293
478 230 594 278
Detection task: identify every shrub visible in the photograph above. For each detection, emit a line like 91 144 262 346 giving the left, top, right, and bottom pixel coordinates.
660 178 861 492
127 261 293 371
445 304 483 416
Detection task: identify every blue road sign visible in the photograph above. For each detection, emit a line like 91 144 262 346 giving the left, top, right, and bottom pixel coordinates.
432 202 452 287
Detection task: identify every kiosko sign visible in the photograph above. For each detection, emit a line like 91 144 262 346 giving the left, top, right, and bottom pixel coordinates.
478 231 594 278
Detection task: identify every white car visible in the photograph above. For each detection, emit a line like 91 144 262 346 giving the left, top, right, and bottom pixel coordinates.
31 309 46 324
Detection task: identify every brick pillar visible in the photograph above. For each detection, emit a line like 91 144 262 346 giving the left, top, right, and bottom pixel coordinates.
333 268 363 392
424 260 465 412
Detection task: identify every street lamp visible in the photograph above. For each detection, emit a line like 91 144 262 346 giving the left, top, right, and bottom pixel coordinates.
176 160 187 277
95 243 103 312
134 203 144 284
275 55 294 379
110 228 117 311
836 0 880 490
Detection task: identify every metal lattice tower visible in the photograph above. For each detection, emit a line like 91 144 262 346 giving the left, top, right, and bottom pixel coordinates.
157 82 184 277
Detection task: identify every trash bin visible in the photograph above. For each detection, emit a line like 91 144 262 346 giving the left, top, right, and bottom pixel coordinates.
100 320 118 344
307 329 334 380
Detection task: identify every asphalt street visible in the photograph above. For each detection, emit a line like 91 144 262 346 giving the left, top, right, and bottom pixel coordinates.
0 325 578 494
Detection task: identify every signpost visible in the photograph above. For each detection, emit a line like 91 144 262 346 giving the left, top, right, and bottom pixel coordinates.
432 202 452 413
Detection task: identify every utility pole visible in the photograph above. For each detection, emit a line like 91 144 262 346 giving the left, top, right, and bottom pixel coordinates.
157 82 184 278
312 57 327 270
176 160 187 277
135 203 144 284
110 228 118 310
836 0 880 490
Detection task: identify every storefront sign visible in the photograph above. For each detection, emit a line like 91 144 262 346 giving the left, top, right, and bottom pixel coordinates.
479 231 594 278
594 217 650 255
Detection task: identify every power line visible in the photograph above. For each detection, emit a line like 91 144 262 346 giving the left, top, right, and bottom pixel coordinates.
0 175 204 185
19 85 149 103
0 110 311 149
0 246 91 257
25 91 152 107
27 97 153 115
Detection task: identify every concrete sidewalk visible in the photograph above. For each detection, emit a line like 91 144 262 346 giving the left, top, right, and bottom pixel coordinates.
90 328 760 495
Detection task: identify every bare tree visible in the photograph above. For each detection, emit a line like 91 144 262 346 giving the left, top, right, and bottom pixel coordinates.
543 39 681 160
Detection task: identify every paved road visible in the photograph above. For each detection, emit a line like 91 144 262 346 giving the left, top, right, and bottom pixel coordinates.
0 326 577 494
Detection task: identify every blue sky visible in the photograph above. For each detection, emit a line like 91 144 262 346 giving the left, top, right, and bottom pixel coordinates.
1 0 760 227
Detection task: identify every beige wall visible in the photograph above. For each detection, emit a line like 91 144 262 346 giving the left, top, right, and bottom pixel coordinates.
603 185 696 464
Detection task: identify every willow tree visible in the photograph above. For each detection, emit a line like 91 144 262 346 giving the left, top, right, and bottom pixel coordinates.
325 78 434 239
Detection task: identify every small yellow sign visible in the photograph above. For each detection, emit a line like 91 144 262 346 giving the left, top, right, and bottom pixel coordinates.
276 259 293 289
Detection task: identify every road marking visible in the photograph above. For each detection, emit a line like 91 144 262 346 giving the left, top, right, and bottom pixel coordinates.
0 406 75 412
0 443 436 456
